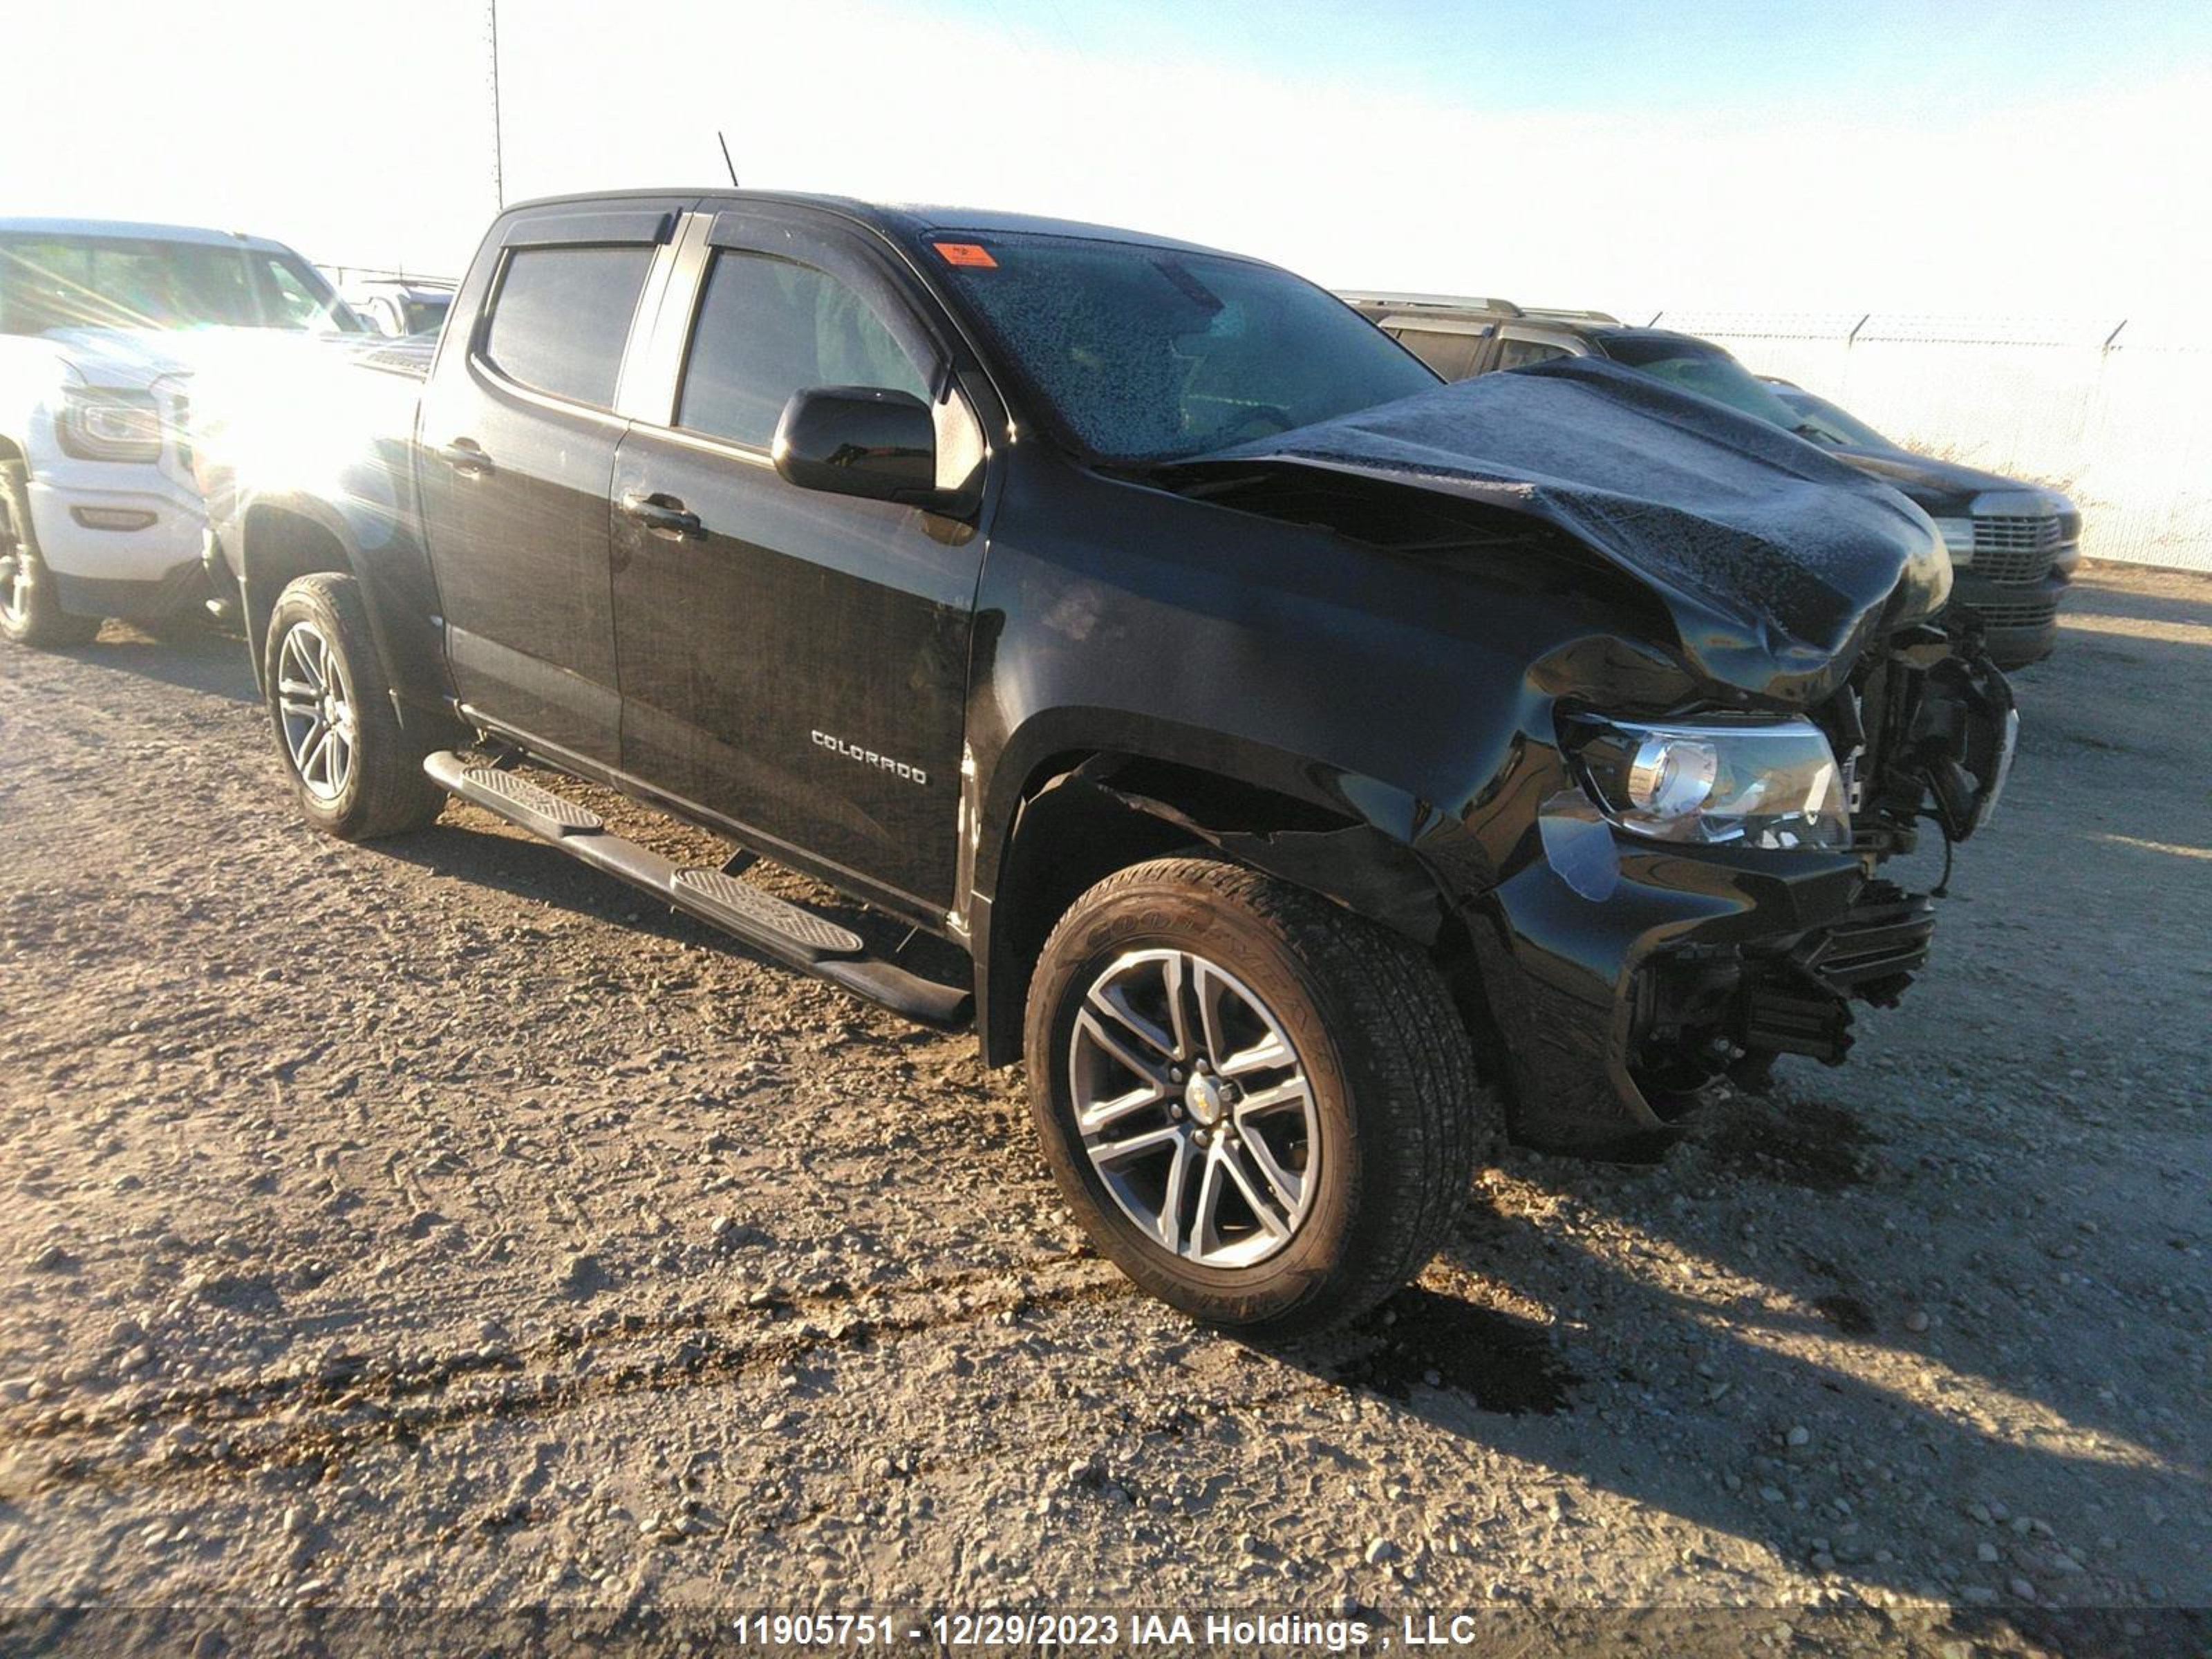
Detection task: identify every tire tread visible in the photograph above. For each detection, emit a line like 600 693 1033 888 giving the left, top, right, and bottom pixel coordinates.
1031 855 1485 1338
265 572 443 841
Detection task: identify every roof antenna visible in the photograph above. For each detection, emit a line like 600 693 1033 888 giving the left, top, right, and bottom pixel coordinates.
716 131 739 188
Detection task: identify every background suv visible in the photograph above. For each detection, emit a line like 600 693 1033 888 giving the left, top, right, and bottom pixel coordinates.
341 277 456 339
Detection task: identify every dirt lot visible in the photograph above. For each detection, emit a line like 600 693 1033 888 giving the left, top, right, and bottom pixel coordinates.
1 565 2206 1655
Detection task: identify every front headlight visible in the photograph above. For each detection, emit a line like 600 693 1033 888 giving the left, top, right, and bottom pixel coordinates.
58 387 164 462
1930 516 1976 566
1565 714 1850 850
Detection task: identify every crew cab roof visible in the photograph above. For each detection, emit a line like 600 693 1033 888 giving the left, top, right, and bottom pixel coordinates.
495 189 1241 260
0 216 297 254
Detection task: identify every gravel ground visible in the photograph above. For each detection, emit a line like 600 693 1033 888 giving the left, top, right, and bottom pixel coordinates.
1 564 2206 1656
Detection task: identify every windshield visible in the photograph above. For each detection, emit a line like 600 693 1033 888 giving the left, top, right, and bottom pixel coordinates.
1771 386 1896 451
1597 332 1808 433
930 232 1438 462
0 234 364 335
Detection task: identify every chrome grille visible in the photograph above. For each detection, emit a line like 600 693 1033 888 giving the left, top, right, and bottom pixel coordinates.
150 383 196 482
166 389 192 469
1969 514 2063 583
1967 597 2058 630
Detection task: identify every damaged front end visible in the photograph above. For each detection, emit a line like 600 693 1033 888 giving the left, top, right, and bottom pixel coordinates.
1158 358 2018 1154
1606 626 2016 1116
1465 610 2017 1155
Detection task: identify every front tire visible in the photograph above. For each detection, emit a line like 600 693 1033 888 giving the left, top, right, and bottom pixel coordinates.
1026 857 1483 1338
1 462 101 649
263 572 444 841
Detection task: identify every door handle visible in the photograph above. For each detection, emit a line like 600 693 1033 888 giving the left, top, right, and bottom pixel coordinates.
440 439 494 479
618 489 704 540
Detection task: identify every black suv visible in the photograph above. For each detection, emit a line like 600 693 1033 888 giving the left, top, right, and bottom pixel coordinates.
1347 294 2079 668
201 194 2015 1335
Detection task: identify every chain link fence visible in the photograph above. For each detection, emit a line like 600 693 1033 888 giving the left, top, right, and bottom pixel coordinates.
1643 311 2209 572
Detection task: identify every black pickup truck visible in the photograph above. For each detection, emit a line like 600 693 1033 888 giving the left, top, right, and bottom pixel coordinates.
205 191 2016 1335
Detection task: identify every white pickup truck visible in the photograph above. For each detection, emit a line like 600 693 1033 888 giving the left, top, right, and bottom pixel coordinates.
0 217 364 646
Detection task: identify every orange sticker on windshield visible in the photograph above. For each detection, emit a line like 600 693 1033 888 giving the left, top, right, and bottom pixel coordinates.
932 241 997 268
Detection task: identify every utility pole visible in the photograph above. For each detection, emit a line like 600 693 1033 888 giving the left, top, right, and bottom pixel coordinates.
488 0 505 211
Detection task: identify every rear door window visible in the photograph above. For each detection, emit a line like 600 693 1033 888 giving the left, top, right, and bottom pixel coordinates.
1392 328 1483 380
1496 336 1573 371
482 245 655 408
675 250 929 450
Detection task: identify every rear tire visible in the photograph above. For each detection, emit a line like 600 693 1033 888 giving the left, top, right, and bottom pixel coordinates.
1025 856 1484 1338
1 463 101 649
263 572 444 841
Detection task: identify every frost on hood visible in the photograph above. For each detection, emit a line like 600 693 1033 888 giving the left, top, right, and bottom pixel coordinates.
1179 357 1952 699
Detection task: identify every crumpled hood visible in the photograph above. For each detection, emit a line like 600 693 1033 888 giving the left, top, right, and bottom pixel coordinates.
1180 357 1953 701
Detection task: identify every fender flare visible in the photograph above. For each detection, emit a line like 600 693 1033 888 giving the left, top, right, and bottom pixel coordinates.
968 715 1478 1066
233 489 449 724
1043 759 1450 942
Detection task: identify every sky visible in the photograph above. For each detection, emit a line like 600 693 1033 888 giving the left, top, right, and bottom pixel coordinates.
6 0 2209 326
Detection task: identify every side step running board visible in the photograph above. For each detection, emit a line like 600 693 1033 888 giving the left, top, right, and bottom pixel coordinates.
424 753 972 1029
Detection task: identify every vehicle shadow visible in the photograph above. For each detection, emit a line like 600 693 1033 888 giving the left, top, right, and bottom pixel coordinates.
1250 1086 2206 1612
374 816 969 988
2060 563 2212 628
373 818 741 953
50 624 261 704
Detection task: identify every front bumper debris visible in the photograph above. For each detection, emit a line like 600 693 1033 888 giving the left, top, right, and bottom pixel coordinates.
1466 629 2014 1156
1467 839 1867 1152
